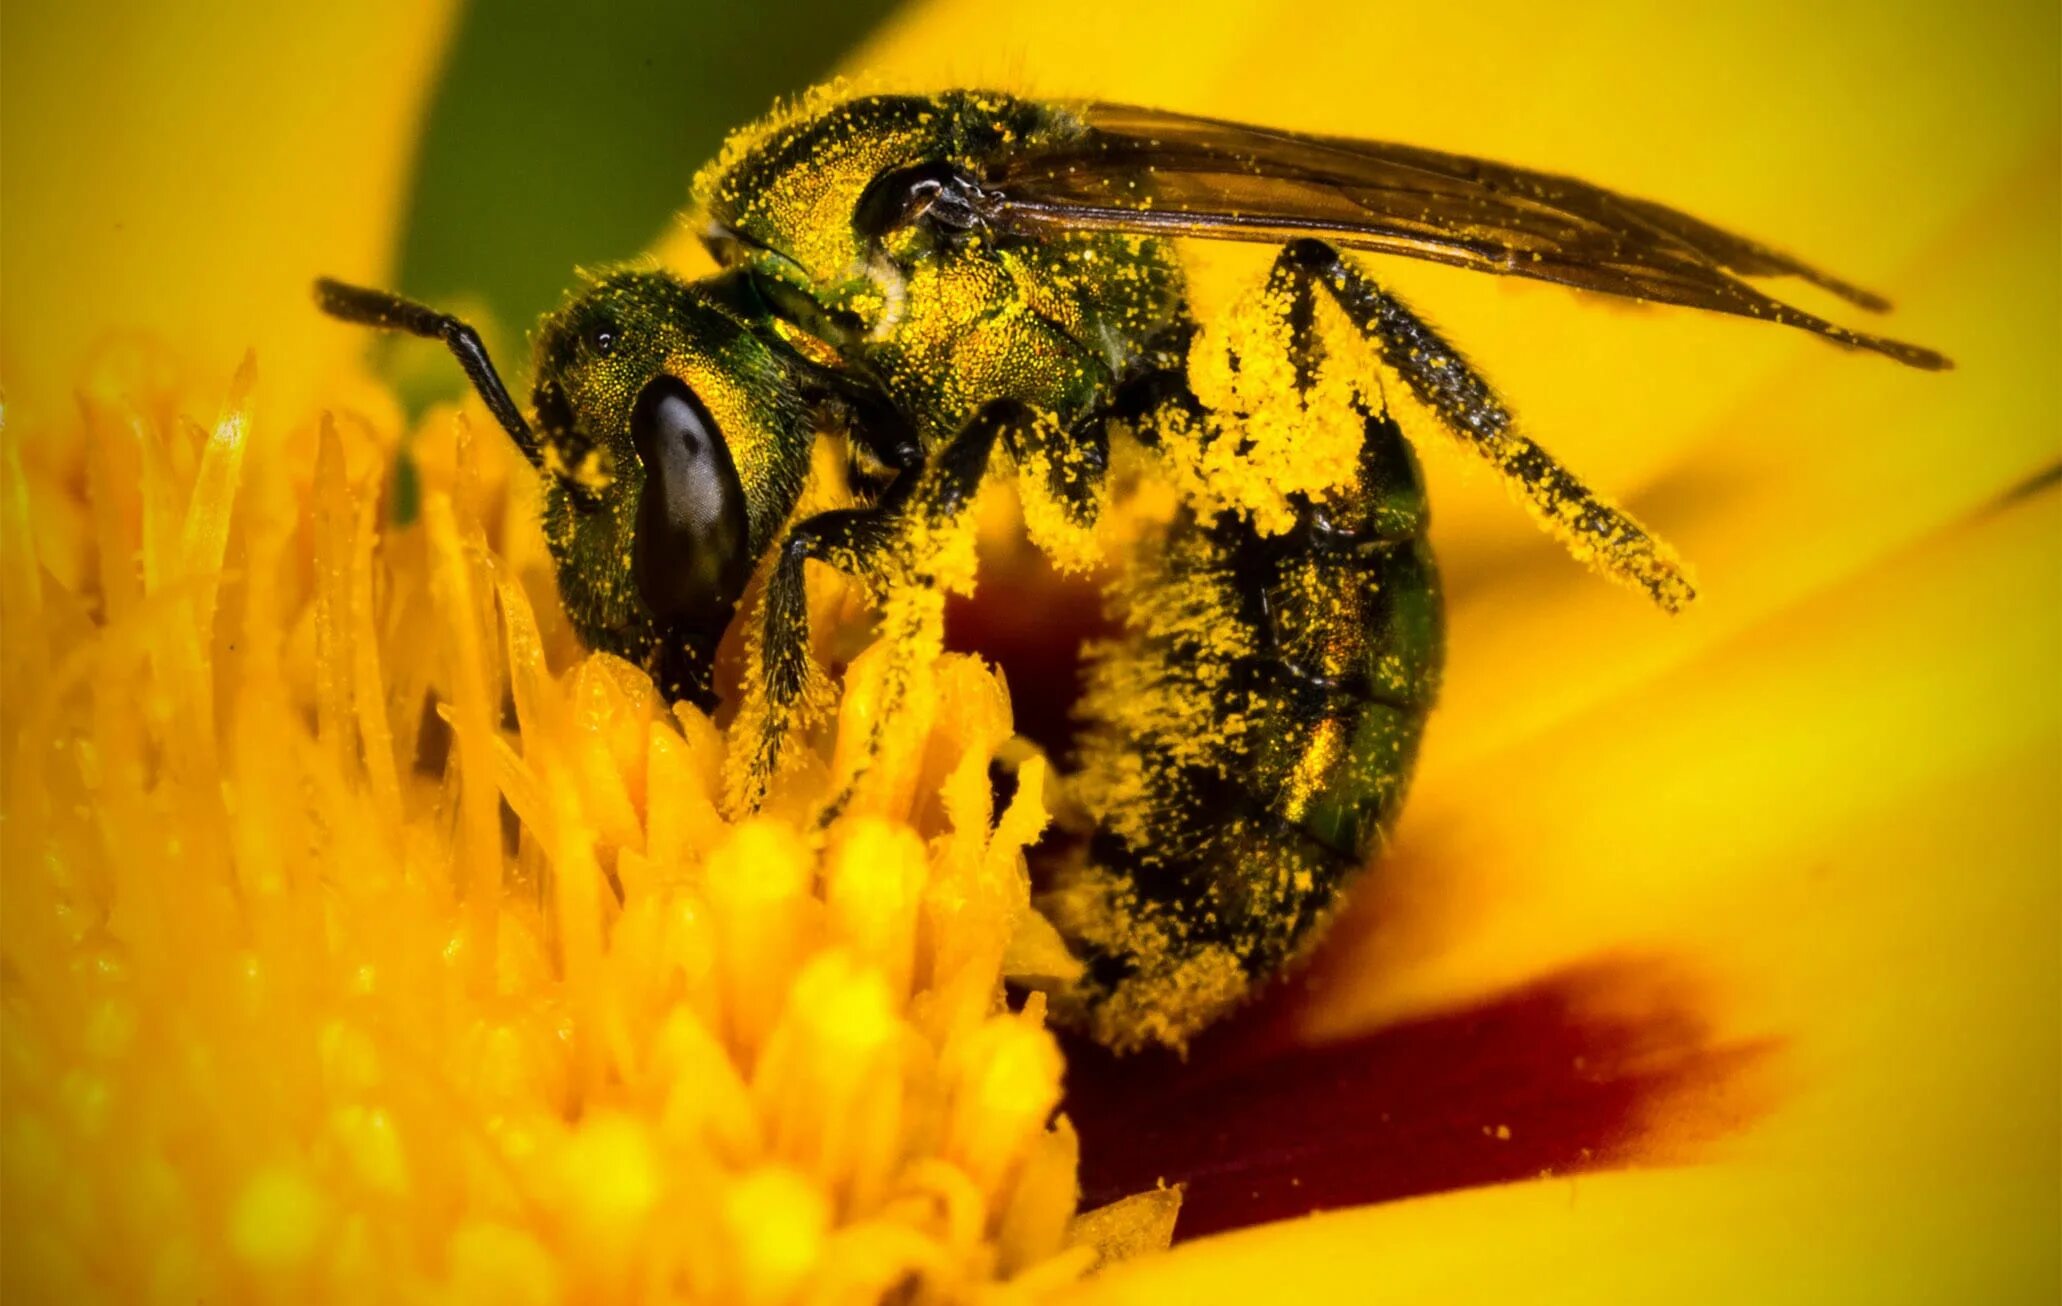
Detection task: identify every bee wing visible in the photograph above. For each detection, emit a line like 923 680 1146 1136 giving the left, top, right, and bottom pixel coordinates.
986 104 1946 369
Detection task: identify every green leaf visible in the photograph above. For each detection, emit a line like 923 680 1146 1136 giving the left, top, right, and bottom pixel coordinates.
392 0 897 407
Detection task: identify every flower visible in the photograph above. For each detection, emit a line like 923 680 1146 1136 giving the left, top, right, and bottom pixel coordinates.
1 348 1188 1300
4 2 2058 1304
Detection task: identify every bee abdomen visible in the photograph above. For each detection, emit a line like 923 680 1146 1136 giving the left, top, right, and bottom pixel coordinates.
1051 410 1444 1051
1249 528 1440 861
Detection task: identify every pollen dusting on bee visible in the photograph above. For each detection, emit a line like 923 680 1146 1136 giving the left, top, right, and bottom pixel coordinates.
1030 324 1443 1050
1160 281 1383 535
1009 410 1109 573
1043 466 1440 1051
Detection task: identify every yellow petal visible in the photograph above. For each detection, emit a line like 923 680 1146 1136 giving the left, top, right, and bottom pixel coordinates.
1066 1158 2055 1304
2 2 461 408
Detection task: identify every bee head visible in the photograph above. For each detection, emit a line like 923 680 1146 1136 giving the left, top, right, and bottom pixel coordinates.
315 270 812 707
526 268 811 705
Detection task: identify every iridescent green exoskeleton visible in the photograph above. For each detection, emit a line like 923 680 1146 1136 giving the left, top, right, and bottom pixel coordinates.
319 88 1946 1051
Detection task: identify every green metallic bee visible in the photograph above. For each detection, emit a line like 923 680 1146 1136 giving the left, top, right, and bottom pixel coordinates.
319 88 1946 1051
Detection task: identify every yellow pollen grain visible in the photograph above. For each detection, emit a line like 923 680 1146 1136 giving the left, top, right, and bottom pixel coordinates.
557 1112 662 1231
721 1166 832 1305
228 1165 327 1270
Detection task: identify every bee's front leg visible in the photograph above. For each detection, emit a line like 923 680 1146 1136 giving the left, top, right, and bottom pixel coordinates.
736 398 1058 811
748 504 898 771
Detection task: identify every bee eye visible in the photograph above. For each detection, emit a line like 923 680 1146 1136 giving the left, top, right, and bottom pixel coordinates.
589 325 616 355
629 375 751 637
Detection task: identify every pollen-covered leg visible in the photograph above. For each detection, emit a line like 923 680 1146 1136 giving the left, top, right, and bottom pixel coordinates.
1273 238 1697 612
729 505 899 810
1008 406 1110 572
733 408 1002 812
811 399 1102 823
736 398 1100 815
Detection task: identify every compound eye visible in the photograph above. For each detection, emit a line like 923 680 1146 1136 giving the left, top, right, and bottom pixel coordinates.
628 375 752 637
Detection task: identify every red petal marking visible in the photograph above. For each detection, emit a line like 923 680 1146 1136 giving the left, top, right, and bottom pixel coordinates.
1059 955 1780 1242
944 547 1112 761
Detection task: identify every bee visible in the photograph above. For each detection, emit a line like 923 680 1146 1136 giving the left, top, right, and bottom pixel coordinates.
319 88 1946 1052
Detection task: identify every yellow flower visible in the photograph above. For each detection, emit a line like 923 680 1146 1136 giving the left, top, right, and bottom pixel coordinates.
3 3 2057 1305
3 350 1161 1300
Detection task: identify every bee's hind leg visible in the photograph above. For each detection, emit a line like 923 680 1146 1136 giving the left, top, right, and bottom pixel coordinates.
1268 238 1695 611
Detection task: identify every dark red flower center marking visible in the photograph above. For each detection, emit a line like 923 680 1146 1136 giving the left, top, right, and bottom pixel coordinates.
943 542 1111 761
1060 955 1781 1241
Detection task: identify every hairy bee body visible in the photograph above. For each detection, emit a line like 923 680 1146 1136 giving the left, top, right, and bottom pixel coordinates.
1053 413 1442 1048
321 85 1941 1051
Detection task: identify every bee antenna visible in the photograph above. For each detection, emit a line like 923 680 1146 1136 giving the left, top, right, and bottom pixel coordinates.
313 278 544 468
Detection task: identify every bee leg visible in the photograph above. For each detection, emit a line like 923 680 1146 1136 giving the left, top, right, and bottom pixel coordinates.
803 365 926 485
730 504 897 804
827 395 1109 554
1003 408 1113 568
1269 238 1696 612
738 399 1046 808
1100 323 1201 436
813 400 1068 823
909 399 1038 525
